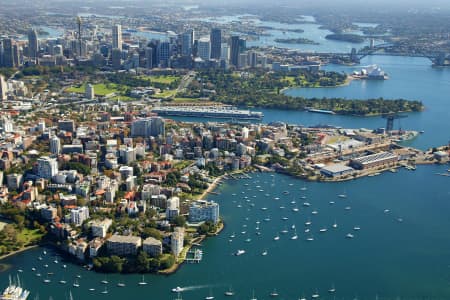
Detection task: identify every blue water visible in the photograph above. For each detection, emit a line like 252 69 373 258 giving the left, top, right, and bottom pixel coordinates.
2 166 450 299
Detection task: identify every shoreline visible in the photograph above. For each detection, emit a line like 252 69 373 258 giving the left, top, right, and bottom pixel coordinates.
0 245 39 262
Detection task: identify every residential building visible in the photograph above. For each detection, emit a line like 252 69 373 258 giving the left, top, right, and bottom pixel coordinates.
0 75 7 100
85 84 95 99
142 237 163 257
171 227 184 257
50 136 61 155
106 235 142 256
188 200 220 224
90 218 112 238
37 156 58 179
70 206 90 226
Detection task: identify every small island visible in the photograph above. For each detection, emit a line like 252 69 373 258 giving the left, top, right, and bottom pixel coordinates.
325 33 365 43
274 38 319 45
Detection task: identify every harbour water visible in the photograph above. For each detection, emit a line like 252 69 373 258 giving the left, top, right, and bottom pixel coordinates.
2 166 450 299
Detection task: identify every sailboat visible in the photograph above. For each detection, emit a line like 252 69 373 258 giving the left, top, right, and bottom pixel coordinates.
338 191 347 198
117 282 126 287
291 229 298 240
333 220 338 228
43 275 51 284
138 275 148 285
224 286 235 296
73 279 80 288
328 284 336 293
270 288 279 297
59 275 67 284
311 290 320 298
262 250 268 256
250 290 257 300
205 288 215 299
101 286 108 294
101 276 108 284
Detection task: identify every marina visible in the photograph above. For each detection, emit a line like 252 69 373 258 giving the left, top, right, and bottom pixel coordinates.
1 165 450 299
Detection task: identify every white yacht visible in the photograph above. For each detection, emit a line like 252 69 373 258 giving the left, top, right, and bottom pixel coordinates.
273 235 280 241
302 202 311 207
346 233 354 239
117 282 126 287
73 279 80 288
235 250 246 256
172 287 184 293
262 250 268 256
319 228 327 233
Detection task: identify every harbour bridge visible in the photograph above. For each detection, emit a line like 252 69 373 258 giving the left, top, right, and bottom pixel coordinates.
293 44 448 66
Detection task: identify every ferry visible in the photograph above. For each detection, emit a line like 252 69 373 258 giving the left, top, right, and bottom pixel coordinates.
307 108 336 115
0 279 30 300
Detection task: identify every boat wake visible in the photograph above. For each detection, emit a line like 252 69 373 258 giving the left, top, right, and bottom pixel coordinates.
179 284 211 291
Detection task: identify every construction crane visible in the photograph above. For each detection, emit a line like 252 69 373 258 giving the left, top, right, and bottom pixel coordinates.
382 113 408 132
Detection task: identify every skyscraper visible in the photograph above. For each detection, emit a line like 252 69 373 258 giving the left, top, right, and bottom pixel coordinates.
230 36 240 67
112 24 122 51
111 48 122 70
0 75 7 101
2 39 15 68
181 29 194 57
28 28 38 62
157 41 171 67
145 47 153 69
197 37 211 61
210 28 222 60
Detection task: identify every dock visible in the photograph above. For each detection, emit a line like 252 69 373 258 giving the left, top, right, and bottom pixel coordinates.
185 249 203 263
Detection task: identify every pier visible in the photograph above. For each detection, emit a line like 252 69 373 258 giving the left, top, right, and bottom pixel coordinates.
185 249 203 263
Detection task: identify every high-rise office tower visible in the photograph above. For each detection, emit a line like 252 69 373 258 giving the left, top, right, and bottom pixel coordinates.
230 36 240 67
210 28 222 60
28 29 38 62
197 38 211 61
158 41 171 67
2 39 15 68
112 24 122 50
221 43 230 61
145 47 153 69
111 48 122 70
181 29 194 57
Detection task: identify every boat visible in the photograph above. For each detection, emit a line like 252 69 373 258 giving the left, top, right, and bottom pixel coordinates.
291 230 298 240
353 226 361 231
262 250 268 256
31 268 36 272
332 221 338 228
261 207 268 211
1 277 30 300
302 202 311 207
345 206 351 210
117 282 126 287
281 217 289 221
264 217 271 222
384 209 390 213
100 276 108 284
298 295 307 300
17 270 23 273
290 200 296 204
224 287 235 296
89 288 95 291
37 257 42 261
250 290 257 300
319 228 327 233
174 292 183 300
306 235 314 241
205 288 214 300
338 193 347 198
59 276 66 284
43 276 51 284
304 229 310 233
44 265 48 268
76 275 82 278
329 201 335 205
311 290 320 298
270 289 279 297
138 275 148 285
101 287 108 294
73 279 80 288
291 224 296 230
300 186 307 191
230 233 236 238
328 284 336 293
311 210 318 215
53 259 58 264
43 250 47 255
172 287 183 293
245 238 252 243
292 207 299 212
305 220 312 226
62 265 67 269
281 228 288 234
346 233 354 239
273 235 280 241
36 273 41 277
235 250 246 256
